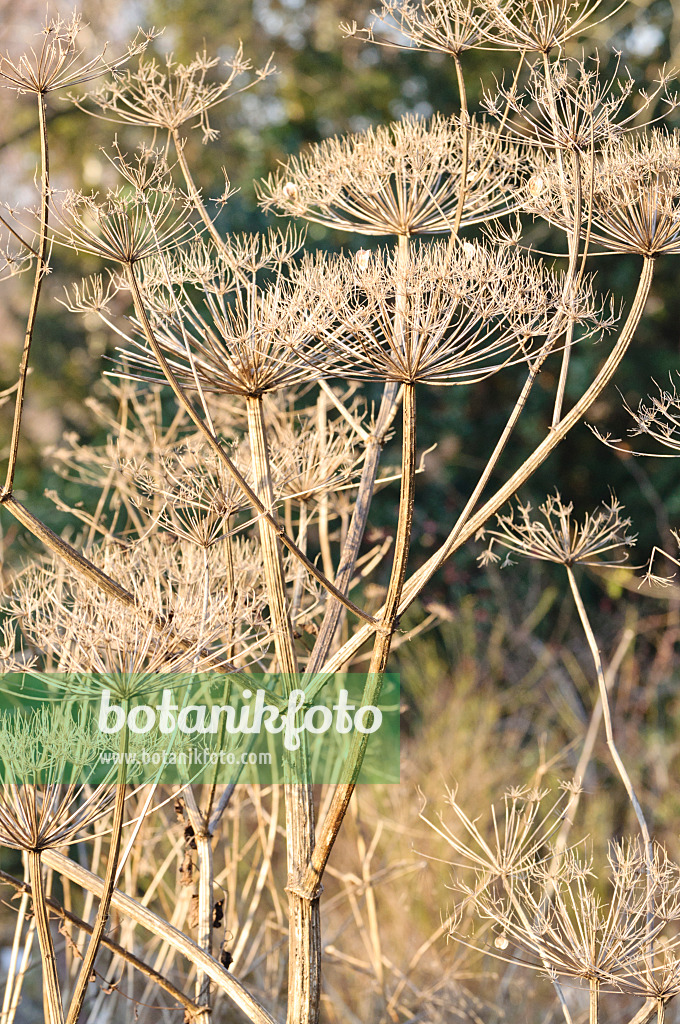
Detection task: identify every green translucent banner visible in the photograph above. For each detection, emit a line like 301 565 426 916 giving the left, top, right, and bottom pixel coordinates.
0 672 400 785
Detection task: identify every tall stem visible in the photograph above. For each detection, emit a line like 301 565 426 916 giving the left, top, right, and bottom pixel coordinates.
589 977 599 1024
302 380 417 894
244 394 319 1024
65 728 129 1024
4 92 49 496
28 850 64 1024
245 395 298 679
451 55 469 240
305 381 400 676
566 566 653 916
124 264 374 628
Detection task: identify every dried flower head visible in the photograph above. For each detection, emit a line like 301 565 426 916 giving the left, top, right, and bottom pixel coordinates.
0 704 115 852
477 0 619 54
115 262 336 397
347 0 492 56
421 784 570 880
485 55 669 154
301 240 559 385
0 12 151 95
78 45 275 143
258 113 526 236
478 492 636 568
526 131 680 257
54 187 194 265
464 837 680 984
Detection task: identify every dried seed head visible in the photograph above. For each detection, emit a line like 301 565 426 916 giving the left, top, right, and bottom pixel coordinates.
478 492 636 569
300 240 559 385
0 13 152 95
525 130 680 257
258 113 526 236
78 45 275 143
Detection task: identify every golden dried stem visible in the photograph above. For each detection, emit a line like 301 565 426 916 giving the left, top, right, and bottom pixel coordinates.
28 851 64 1024
41 849 280 1024
0 869 202 1018
5 92 50 495
590 978 599 1024
305 381 400 676
244 394 320 1024
303 379 417 893
319 257 655 676
65 738 129 1024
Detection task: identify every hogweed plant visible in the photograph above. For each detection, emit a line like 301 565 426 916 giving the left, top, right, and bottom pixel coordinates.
0 1 679 1023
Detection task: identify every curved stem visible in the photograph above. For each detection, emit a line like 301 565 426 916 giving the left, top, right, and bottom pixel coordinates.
172 129 226 255
317 257 655 677
41 848 280 1024
566 566 652 862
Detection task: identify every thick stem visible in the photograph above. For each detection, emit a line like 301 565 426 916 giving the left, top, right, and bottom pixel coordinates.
589 978 599 1024
302 382 417 894
4 92 49 495
244 395 319 1024
28 851 64 1024
65 734 129 1024
41 849 279 1024
193 831 214 1019
0 868 201 1018
305 381 400 677
245 394 298 679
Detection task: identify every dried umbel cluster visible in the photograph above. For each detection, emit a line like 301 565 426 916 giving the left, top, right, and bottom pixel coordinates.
525 131 680 257
2 2 680 1024
478 492 636 568
429 787 680 1017
258 114 527 235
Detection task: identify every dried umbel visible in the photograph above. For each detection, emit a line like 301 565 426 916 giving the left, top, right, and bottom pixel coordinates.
115 262 336 397
0 705 115 852
478 492 636 568
421 784 572 880
80 45 275 143
300 240 559 385
55 186 195 264
9 532 270 674
258 113 526 236
460 836 680 986
487 55 644 153
476 0 617 54
345 0 491 56
0 11 151 95
526 131 680 257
